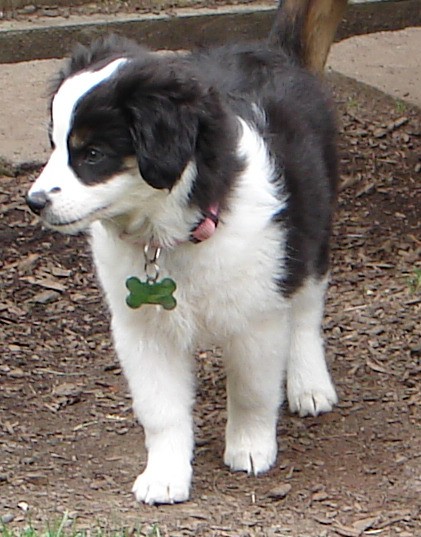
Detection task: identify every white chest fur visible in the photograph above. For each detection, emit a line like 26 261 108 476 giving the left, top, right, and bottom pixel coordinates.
90 206 287 350
90 119 289 348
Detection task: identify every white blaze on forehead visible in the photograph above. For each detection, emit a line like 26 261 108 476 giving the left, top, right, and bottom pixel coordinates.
52 58 127 149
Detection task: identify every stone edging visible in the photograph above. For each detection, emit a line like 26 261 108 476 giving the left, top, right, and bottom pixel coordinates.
0 0 420 64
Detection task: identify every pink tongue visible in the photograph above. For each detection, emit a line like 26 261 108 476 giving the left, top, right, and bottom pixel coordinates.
191 216 217 242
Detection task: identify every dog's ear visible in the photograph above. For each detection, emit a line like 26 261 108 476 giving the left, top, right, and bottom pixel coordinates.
128 94 199 190
51 35 144 97
118 66 201 190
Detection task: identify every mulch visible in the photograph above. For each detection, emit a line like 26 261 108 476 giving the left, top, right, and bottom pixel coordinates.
0 71 420 536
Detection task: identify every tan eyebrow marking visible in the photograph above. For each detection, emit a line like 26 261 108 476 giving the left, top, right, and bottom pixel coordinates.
69 128 91 150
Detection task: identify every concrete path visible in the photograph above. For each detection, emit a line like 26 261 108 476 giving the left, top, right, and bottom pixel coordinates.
0 27 420 169
328 27 421 108
0 59 62 168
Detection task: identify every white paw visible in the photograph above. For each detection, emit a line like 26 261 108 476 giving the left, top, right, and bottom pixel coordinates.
224 431 277 475
288 381 338 417
132 464 192 505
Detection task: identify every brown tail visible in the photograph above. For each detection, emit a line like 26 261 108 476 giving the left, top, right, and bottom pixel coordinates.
269 0 347 74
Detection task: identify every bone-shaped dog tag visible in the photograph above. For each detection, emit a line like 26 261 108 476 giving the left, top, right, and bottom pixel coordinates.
125 277 177 310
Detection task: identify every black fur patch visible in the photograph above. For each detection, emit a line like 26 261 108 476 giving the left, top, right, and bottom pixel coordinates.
66 49 243 213
187 43 338 294
67 83 132 185
50 34 147 97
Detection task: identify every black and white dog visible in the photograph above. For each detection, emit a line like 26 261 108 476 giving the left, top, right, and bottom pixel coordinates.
27 0 341 504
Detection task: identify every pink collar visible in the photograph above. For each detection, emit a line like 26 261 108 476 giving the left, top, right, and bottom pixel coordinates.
190 204 220 243
119 204 220 247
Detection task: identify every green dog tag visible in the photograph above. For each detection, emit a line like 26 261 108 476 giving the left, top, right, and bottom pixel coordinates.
125 276 177 310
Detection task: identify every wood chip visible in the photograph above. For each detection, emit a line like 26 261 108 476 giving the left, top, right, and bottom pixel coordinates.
333 523 361 537
268 483 292 499
352 517 380 533
21 276 67 292
30 290 60 304
53 383 83 398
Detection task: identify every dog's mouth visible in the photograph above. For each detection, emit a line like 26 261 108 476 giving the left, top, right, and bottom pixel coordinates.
40 205 112 235
44 218 90 235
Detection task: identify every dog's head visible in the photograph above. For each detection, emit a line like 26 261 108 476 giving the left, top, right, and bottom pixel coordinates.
26 37 239 236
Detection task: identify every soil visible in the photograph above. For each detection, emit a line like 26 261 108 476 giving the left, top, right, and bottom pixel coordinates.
0 72 420 536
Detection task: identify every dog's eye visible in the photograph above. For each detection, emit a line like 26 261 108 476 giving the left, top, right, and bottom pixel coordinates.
85 147 105 165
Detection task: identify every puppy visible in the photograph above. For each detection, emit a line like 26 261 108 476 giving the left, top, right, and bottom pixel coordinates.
27 0 344 504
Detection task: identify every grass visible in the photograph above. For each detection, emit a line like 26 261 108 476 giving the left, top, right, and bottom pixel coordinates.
346 96 359 110
1 515 162 537
0 156 14 177
408 268 421 293
395 99 407 114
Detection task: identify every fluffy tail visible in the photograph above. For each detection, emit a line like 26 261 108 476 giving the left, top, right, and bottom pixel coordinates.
269 0 347 73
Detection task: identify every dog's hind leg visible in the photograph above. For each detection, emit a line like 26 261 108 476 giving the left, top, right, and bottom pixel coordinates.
287 276 337 417
223 314 289 475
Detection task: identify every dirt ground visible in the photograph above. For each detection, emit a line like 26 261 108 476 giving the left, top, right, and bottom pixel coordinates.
0 73 420 536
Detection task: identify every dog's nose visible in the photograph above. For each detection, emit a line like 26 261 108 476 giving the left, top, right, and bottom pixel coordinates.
26 191 50 215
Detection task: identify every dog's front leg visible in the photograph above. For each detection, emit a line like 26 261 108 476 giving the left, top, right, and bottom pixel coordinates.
114 325 195 504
